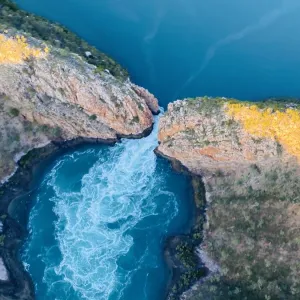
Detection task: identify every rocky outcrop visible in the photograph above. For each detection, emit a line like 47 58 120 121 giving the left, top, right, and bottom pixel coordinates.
158 97 300 299
0 33 159 183
131 84 160 115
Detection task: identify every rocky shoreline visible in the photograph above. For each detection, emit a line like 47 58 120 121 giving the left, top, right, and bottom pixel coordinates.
156 149 210 300
0 128 210 300
3 96 300 300
158 97 300 299
0 2 195 298
0 1 165 297
0 120 160 299
0 138 114 299
2 1 300 299
0 127 209 300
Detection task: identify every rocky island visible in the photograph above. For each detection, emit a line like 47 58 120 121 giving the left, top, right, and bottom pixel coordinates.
158 97 300 299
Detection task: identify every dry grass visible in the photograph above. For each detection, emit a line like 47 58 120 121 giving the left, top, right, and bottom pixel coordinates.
227 103 300 161
0 34 48 64
190 158 300 299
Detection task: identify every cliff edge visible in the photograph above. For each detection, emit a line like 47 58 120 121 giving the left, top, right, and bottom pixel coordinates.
0 2 161 298
158 97 300 299
0 33 159 183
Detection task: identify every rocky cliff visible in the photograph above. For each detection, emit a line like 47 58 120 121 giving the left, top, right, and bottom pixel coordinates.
158 97 300 300
0 33 159 183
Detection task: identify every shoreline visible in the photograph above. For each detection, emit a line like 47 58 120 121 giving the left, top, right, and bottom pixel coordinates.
0 125 208 300
0 138 117 299
155 149 209 299
0 122 155 299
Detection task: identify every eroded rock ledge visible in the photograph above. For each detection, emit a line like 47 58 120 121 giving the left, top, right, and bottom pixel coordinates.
0 33 159 183
158 97 300 300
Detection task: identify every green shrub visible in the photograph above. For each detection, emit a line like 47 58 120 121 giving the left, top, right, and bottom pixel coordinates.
132 116 139 123
89 114 97 121
9 107 19 117
52 126 62 137
0 0 128 80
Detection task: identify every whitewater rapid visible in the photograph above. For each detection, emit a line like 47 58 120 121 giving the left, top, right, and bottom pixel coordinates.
23 116 183 300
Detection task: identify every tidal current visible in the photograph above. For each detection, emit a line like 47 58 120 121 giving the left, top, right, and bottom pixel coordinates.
13 0 300 299
20 118 192 299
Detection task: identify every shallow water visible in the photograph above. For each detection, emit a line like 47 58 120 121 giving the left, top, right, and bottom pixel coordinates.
13 0 300 299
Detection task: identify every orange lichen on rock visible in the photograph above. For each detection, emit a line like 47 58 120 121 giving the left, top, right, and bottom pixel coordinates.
227 103 300 160
197 147 221 159
0 34 48 64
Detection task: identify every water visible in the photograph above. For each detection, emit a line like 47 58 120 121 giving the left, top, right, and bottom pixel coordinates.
13 0 300 299
16 0 300 106
19 119 193 299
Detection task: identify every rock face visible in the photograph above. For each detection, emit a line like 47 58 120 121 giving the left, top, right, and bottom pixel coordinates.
0 34 159 182
158 97 300 299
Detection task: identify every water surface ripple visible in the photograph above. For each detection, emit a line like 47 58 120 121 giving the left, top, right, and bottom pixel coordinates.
22 118 192 299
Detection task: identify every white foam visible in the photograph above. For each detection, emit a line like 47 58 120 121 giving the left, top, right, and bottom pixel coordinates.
31 115 179 299
0 257 9 281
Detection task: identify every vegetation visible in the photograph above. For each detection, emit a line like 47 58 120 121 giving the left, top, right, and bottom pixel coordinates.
188 160 300 300
132 116 139 123
186 96 224 116
227 103 300 161
0 0 128 79
164 97 300 299
9 107 19 117
89 114 97 121
176 242 197 269
186 96 300 113
0 34 48 63
228 97 300 111
168 178 208 299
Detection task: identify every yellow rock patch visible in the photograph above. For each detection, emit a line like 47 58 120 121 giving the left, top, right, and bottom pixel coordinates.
226 103 300 160
0 34 48 64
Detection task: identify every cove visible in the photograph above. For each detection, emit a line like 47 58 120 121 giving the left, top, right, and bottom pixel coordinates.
11 0 300 299
12 119 194 299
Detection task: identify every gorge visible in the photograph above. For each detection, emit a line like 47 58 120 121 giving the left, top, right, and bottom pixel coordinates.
1 0 300 299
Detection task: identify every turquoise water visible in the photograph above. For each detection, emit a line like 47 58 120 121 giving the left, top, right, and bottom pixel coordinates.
20 120 193 299
14 0 300 299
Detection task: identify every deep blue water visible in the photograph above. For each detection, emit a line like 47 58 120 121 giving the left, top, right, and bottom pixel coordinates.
16 0 300 106
13 0 300 299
